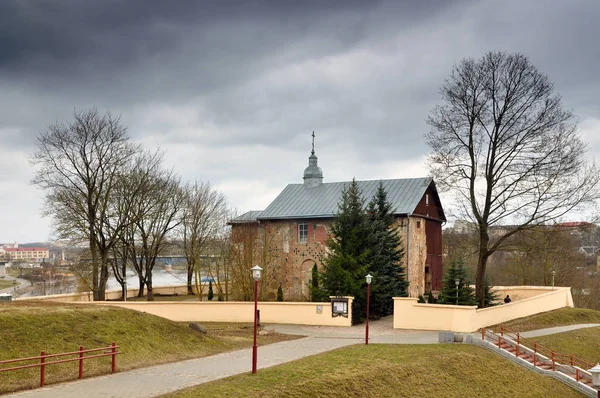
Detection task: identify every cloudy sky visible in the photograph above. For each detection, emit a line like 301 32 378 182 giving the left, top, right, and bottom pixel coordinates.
1 0 599 243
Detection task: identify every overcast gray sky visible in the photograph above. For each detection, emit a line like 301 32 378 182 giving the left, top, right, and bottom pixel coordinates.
1 0 599 243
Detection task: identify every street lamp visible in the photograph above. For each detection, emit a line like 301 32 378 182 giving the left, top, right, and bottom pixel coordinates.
551 270 556 290
250 265 262 374
365 274 373 345
455 278 460 305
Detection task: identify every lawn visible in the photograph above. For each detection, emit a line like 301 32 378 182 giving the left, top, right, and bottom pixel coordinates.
163 344 584 398
0 279 16 290
529 326 600 366
120 294 197 302
0 302 301 394
491 307 600 332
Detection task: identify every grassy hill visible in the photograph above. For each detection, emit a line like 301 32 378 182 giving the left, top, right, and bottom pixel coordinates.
533 326 600 365
164 344 584 398
0 302 298 394
492 307 600 332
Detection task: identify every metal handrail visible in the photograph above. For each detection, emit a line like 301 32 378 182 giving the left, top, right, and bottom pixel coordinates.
0 343 121 387
498 326 595 370
481 328 594 385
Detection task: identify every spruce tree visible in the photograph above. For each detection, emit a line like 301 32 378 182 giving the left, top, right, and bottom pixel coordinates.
437 256 477 306
321 179 371 324
277 284 284 302
207 280 214 301
484 277 500 307
310 264 326 302
365 182 409 318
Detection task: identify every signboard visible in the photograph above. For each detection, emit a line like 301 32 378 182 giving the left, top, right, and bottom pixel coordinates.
331 297 348 318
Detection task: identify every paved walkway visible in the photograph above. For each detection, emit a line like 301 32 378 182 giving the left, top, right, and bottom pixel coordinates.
520 323 600 338
4 319 598 398
0 274 28 296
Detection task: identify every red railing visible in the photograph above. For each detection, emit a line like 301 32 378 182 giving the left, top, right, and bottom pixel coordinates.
0 343 121 387
481 326 595 385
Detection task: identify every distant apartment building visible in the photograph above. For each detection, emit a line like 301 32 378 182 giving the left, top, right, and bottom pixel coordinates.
0 246 49 262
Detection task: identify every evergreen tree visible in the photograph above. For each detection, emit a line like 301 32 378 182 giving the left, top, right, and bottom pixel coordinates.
427 292 436 304
207 280 214 301
277 284 284 302
437 257 477 306
365 183 409 318
484 277 500 307
310 264 327 302
321 179 371 324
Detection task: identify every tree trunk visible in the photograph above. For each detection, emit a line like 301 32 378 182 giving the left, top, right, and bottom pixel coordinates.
137 276 145 297
147 276 154 301
187 263 194 295
90 238 100 301
475 229 490 308
98 254 110 301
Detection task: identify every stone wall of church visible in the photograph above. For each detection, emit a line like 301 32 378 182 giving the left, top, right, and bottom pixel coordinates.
263 219 331 301
396 217 428 298
233 215 431 301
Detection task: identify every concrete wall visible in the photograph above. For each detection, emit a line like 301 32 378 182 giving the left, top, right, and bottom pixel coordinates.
393 286 574 332
86 297 354 326
18 285 205 302
17 287 354 327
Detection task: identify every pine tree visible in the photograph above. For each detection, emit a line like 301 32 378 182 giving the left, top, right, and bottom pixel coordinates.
365 182 409 318
437 256 477 306
310 264 326 302
276 284 284 302
207 280 214 301
321 179 371 324
484 277 500 307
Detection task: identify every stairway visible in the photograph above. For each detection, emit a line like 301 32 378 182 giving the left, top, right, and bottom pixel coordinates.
481 329 599 397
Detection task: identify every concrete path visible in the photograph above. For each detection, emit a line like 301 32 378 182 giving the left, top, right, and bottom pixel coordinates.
0 274 28 295
520 323 600 338
4 319 598 398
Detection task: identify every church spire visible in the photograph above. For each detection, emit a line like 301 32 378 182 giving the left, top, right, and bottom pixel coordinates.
303 131 323 187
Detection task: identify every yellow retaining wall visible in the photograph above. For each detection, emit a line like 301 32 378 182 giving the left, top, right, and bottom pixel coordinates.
393 286 573 332
18 285 205 302
17 288 354 327
87 298 353 327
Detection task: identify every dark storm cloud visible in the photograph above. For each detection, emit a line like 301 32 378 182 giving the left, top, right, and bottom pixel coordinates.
0 0 469 154
2 0 600 242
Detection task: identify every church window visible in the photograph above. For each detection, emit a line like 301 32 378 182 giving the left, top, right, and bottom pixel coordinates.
298 222 308 243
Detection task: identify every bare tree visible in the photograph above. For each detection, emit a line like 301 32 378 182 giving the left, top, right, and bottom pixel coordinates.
427 52 600 307
110 151 164 300
31 109 139 301
119 157 183 301
180 182 228 296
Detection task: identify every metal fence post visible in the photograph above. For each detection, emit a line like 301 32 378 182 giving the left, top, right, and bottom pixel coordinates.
40 351 46 387
111 342 116 373
79 346 84 379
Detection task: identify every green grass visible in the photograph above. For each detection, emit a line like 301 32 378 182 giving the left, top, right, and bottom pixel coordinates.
491 307 600 332
119 294 197 302
0 302 301 394
530 326 600 366
0 279 16 290
164 344 584 398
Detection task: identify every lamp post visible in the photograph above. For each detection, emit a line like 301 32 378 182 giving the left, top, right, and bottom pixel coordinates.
250 265 262 374
365 274 373 345
455 278 460 305
551 270 556 290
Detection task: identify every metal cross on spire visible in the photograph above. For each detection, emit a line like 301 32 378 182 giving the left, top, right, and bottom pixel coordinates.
311 131 315 155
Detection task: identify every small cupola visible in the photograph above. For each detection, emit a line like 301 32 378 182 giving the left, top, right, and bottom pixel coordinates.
303 131 323 188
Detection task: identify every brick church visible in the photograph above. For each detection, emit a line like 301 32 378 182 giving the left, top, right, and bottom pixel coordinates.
229 138 446 300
